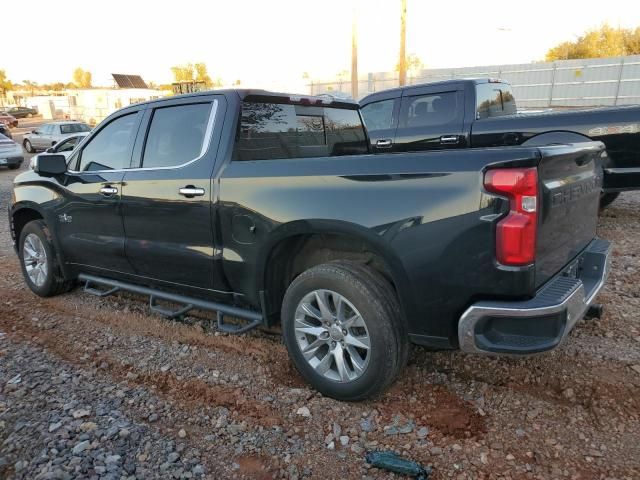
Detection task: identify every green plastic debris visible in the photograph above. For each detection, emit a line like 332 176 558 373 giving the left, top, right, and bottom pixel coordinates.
365 450 432 479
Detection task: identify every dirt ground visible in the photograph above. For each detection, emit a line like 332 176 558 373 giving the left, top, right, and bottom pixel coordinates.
0 125 639 479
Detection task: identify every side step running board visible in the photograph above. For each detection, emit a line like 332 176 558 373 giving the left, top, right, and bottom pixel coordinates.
79 273 264 334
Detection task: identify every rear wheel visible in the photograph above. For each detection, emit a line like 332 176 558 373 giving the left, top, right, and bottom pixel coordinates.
19 220 74 297
23 139 34 153
8 164 20 170
281 261 407 401
599 192 619 209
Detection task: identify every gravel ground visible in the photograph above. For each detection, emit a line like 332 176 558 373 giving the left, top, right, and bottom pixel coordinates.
1 132 639 479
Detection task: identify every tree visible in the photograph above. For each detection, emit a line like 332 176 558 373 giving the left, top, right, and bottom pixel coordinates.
194 63 212 87
22 80 38 96
171 63 217 88
546 24 640 61
0 70 13 97
395 53 424 75
72 68 92 88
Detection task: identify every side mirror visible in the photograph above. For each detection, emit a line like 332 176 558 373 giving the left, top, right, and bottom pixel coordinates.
46 147 54 153
32 130 38 134
35 154 67 176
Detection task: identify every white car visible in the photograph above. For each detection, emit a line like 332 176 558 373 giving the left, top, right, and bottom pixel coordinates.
29 133 89 170
0 133 24 170
23 121 91 153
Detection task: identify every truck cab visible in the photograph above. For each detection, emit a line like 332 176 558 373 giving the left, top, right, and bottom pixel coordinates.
361 78 640 204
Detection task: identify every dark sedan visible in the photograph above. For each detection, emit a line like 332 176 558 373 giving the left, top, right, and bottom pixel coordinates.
6 107 38 118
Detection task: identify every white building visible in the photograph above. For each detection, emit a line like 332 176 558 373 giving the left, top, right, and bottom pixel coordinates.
30 88 169 125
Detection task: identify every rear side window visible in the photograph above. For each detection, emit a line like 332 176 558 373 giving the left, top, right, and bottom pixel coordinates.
399 92 460 128
361 99 396 131
78 112 139 171
142 103 212 168
233 102 368 161
476 83 517 119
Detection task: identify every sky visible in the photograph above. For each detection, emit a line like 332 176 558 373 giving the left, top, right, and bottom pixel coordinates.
3 0 640 93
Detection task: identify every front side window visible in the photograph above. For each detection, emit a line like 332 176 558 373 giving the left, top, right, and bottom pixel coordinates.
233 102 367 161
78 112 139 171
39 125 52 135
361 99 396 131
142 103 212 168
56 136 79 153
399 92 460 128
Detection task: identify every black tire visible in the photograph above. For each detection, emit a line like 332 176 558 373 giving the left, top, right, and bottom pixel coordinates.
281 261 407 401
23 139 34 153
8 164 20 170
599 192 619 209
18 220 74 297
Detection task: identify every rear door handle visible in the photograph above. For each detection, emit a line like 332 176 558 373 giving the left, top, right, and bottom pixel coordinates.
440 135 460 145
179 186 205 198
99 186 118 196
376 139 393 148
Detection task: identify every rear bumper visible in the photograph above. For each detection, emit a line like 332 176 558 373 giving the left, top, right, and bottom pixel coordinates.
603 167 640 192
458 238 611 355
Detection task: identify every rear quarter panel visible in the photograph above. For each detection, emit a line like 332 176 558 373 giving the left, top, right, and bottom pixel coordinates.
218 149 544 346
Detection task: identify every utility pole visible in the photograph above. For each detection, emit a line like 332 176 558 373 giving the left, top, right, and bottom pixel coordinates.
398 0 407 86
351 1 358 99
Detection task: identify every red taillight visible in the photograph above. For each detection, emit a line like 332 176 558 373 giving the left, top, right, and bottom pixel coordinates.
484 167 538 266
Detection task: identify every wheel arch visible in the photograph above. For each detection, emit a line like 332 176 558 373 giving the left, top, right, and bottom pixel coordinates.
521 130 592 146
256 220 411 326
11 204 45 247
11 204 73 279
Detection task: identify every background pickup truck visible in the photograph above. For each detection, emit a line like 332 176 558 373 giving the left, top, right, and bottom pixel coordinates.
10 90 610 400
360 78 640 207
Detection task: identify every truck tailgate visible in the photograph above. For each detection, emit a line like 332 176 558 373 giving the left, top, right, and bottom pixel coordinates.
535 142 605 287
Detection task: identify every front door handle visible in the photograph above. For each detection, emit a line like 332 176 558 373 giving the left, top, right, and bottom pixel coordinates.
440 135 460 145
99 186 118 196
376 139 393 148
179 186 205 198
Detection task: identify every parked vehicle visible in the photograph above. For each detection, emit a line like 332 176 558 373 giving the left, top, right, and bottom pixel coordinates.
29 133 89 170
0 111 18 128
360 78 640 207
9 90 611 400
22 121 91 153
0 133 24 170
0 123 12 140
6 106 38 118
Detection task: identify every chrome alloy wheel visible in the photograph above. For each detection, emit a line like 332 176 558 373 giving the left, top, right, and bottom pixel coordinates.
294 289 371 382
22 233 48 287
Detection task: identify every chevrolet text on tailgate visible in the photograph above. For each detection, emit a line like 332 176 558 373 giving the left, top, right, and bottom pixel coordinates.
9 90 611 400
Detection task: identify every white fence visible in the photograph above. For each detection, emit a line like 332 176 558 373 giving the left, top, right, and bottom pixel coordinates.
308 55 640 107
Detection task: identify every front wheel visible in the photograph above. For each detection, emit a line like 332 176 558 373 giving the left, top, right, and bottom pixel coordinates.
281 261 407 401
23 139 34 153
19 220 74 297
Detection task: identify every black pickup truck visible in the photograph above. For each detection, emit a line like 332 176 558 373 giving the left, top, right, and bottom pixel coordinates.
360 78 640 207
9 90 611 400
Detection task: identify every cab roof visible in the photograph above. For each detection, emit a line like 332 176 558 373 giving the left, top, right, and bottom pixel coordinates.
132 89 360 110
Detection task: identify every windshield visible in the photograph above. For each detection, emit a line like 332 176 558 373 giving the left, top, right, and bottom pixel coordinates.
60 123 91 134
